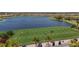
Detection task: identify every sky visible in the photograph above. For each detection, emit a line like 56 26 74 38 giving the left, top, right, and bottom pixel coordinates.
0 0 79 12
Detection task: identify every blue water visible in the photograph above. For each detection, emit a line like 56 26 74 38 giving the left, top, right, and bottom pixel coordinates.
0 16 71 31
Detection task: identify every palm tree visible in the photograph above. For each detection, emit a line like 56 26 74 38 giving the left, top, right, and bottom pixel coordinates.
5 39 20 47
45 35 52 47
69 39 79 47
32 36 40 47
76 19 79 29
54 15 63 21
46 35 52 42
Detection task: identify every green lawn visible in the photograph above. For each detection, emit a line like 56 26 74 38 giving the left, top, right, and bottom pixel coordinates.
4 26 79 45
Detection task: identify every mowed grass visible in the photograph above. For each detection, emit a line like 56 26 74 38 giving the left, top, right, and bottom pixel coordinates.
4 26 78 45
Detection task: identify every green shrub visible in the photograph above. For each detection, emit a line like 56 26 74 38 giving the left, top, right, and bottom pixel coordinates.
6 31 14 37
71 24 76 28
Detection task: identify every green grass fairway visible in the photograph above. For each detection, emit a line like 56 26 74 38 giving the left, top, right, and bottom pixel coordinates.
4 26 78 45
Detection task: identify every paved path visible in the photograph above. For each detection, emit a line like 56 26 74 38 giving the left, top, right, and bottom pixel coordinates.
26 38 79 47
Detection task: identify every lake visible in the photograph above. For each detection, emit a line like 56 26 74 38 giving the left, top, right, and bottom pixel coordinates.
0 16 71 31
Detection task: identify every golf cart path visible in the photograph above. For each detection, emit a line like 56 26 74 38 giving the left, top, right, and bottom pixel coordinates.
26 38 79 47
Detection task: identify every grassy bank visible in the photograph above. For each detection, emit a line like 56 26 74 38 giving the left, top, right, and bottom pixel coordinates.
4 26 79 45
63 20 77 25
49 16 78 26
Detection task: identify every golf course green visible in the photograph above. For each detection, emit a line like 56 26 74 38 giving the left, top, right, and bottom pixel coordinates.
7 26 79 45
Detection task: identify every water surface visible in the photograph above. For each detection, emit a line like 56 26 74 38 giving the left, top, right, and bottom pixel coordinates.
0 16 71 31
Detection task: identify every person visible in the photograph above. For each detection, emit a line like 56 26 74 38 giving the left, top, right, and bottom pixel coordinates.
58 41 61 45
74 38 78 41
51 41 55 46
53 42 55 46
37 43 42 47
